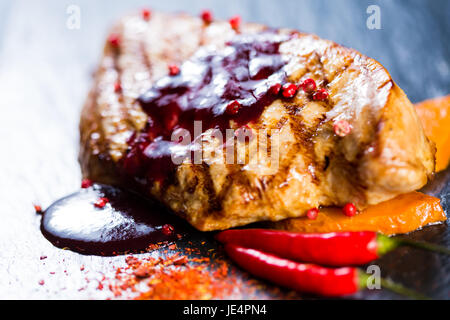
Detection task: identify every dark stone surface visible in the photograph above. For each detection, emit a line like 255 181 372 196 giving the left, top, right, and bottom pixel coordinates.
0 0 448 299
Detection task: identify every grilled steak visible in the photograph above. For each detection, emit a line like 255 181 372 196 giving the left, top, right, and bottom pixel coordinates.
79 11 435 231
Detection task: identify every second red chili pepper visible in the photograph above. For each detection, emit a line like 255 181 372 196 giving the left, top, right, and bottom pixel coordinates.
225 244 427 298
225 244 363 296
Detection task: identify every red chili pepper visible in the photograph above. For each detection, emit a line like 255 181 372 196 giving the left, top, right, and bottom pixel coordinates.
217 229 398 266
224 244 428 298
225 244 361 296
217 229 450 266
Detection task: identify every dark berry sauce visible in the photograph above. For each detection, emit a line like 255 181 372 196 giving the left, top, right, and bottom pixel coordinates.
41 184 189 255
123 31 290 184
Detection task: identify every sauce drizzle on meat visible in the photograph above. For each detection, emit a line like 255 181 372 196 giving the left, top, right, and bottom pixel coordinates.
123 32 290 183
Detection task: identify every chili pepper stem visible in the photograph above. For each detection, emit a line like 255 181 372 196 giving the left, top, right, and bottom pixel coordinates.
357 270 429 300
376 234 400 256
379 278 430 300
395 237 450 256
377 234 450 256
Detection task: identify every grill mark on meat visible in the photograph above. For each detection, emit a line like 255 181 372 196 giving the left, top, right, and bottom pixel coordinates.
251 176 265 201
217 171 235 204
323 156 330 171
234 169 260 204
315 51 329 85
186 174 198 194
284 45 358 186
218 162 264 210
272 121 300 188
286 104 321 184
198 163 222 212
378 79 393 90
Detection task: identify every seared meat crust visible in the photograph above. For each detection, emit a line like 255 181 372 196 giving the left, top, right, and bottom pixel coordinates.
80 12 435 231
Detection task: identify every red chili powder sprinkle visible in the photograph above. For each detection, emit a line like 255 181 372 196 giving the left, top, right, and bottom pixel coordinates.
94 251 240 300
34 205 43 214
136 258 234 300
89 243 295 300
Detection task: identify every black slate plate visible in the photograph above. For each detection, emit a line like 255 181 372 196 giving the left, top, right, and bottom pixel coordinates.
0 0 448 299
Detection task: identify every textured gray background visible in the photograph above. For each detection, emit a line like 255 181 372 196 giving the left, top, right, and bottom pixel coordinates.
0 0 448 299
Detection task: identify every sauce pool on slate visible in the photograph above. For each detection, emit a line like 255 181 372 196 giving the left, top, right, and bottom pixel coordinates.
41 184 189 255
